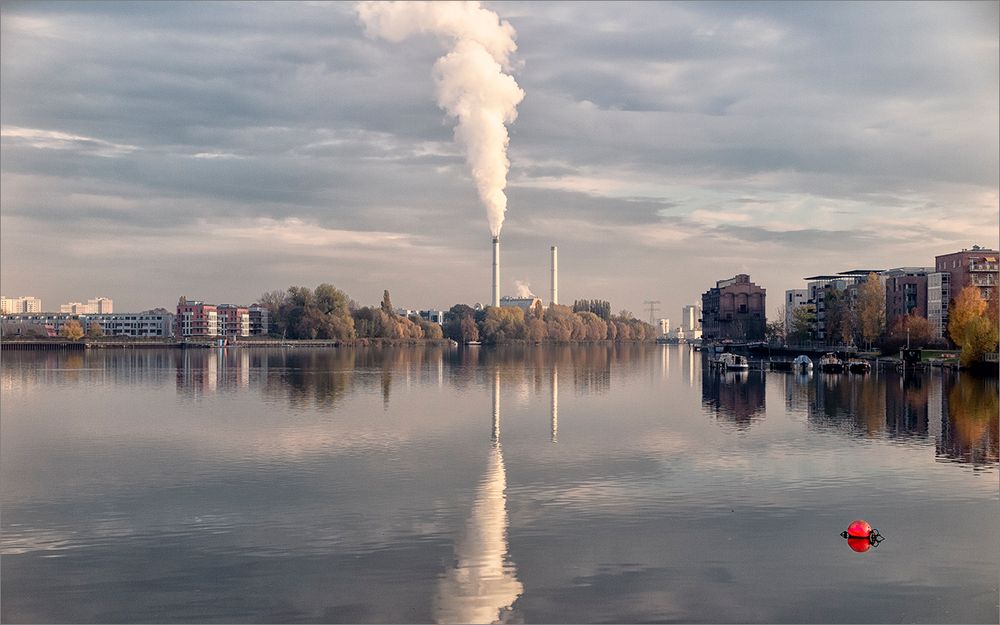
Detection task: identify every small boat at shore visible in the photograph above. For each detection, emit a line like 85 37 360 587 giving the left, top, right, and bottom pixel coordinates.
819 353 844 373
713 352 749 371
792 355 813 373
847 358 871 373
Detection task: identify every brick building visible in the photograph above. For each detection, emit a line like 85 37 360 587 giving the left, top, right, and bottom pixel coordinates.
701 274 766 341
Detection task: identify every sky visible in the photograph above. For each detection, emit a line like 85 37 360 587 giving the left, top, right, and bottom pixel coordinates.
1 1 998 319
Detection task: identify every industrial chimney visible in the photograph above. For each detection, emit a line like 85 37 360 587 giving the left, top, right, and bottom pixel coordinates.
492 236 500 307
550 245 558 305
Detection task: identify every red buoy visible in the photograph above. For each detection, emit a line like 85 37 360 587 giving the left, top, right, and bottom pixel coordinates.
846 519 872 538
847 537 872 553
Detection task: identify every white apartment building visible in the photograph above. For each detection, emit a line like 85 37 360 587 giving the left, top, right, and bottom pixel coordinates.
60 297 113 314
1 310 173 337
784 289 808 334
1 296 42 314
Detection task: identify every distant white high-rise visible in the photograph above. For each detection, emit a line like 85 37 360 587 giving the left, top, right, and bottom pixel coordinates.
60 297 113 314
658 318 670 335
681 305 700 332
1 295 42 314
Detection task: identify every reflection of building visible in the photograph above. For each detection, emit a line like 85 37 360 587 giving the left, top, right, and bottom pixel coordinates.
701 369 765 429
884 374 929 437
701 275 766 341
435 368 522 624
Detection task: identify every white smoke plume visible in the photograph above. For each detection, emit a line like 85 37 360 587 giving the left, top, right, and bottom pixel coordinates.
513 280 534 298
356 1 524 237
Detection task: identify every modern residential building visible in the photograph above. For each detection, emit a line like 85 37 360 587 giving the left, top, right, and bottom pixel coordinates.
784 289 808 335
934 246 998 303
701 274 766 341
248 304 270 336
802 270 883 342
176 298 219 338
884 267 934 327
59 297 113 314
1 310 174 337
927 271 951 339
1 295 42 314
216 304 250 338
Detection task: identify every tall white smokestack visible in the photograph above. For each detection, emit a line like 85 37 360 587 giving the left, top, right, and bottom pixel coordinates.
550 245 558 305
492 236 500 307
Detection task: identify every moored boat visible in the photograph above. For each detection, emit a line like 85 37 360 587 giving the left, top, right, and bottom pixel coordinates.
847 358 871 373
713 352 749 371
792 355 813 373
818 353 844 373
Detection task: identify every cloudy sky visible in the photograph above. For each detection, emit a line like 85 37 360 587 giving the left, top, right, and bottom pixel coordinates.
2 1 997 318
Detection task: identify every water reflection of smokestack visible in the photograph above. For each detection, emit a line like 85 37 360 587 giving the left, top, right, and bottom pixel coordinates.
492 368 501 442
434 440 522 623
550 364 558 443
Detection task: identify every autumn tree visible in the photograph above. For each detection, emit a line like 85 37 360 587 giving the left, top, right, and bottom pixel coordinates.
948 286 987 347
959 316 998 367
855 273 886 350
883 310 935 353
60 319 84 340
86 321 105 338
459 314 479 343
381 290 394 315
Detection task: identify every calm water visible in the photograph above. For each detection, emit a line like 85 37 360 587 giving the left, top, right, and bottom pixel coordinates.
1 345 997 623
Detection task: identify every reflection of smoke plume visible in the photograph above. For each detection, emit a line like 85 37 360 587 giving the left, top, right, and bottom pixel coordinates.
513 280 534 298
434 443 521 624
356 1 524 237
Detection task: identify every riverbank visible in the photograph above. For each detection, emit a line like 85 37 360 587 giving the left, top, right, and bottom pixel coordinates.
1 336 658 350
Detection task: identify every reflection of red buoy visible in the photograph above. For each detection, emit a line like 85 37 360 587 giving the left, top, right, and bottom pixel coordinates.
847 537 872 553
846 519 872 538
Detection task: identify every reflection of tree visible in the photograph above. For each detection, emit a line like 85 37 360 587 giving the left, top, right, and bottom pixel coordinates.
259 349 357 409
701 370 765 429
939 375 999 467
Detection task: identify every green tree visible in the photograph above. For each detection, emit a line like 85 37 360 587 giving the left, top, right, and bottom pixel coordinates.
60 319 84 341
788 305 815 344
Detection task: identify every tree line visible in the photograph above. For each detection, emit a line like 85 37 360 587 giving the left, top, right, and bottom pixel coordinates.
256 285 656 343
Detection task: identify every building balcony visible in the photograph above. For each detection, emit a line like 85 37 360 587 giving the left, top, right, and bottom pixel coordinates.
969 263 998 272
971 275 996 287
